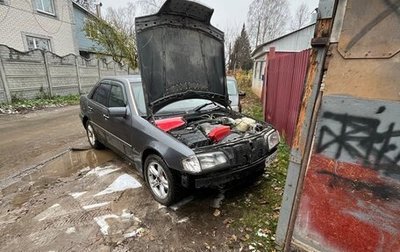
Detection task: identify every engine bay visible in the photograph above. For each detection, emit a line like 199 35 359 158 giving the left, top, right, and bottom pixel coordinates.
154 112 269 149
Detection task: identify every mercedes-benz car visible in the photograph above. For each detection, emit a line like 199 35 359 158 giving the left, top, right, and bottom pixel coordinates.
79 0 279 206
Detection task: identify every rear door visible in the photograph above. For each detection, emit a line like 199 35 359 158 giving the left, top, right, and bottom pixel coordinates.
87 81 111 143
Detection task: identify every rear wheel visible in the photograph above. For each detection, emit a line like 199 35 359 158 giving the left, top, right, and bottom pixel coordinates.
86 121 104 149
144 155 180 206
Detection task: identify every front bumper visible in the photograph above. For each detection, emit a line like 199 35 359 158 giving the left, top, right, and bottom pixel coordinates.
181 149 278 188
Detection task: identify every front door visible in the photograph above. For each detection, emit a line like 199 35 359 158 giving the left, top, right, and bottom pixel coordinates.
104 81 134 158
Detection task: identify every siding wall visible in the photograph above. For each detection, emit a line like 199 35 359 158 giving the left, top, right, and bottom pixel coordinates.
251 25 315 98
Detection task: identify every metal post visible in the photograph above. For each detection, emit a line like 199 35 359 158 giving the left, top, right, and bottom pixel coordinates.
0 57 11 103
97 58 101 80
43 51 53 97
75 56 82 94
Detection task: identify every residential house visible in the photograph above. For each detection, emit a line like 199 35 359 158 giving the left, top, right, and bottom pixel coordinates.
251 24 315 97
0 0 77 55
72 1 103 59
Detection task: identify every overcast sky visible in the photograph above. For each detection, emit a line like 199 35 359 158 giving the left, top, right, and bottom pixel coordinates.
101 0 320 31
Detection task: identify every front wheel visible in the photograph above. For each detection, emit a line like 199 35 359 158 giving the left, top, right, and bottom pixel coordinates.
86 121 104 149
144 155 180 206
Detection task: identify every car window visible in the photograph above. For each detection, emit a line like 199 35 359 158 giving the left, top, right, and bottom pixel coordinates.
109 85 126 107
92 83 110 107
227 80 238 95
130 82 147 116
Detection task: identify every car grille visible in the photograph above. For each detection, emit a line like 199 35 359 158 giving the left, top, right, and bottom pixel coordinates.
222 135 268 166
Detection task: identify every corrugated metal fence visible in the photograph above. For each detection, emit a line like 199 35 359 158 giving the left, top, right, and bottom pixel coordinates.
263 49 311 146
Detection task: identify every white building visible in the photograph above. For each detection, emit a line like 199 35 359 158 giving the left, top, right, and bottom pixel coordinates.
251 24 315 97
0 0 77 55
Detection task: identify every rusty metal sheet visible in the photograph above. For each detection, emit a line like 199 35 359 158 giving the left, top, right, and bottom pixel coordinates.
338 0 400 58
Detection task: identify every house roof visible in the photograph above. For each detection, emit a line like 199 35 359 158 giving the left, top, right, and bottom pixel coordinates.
72 1 97 18
251 23 316 58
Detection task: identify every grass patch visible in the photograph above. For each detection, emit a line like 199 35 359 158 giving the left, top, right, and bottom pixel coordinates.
227 143 289 251
234 71 263 121
226 71 290 251
0 94 81 114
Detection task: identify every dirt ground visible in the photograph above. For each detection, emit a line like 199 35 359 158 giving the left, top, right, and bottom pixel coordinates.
0 106 267 251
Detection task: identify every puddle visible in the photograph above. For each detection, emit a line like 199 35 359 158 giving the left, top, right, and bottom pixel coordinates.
3 149 115 208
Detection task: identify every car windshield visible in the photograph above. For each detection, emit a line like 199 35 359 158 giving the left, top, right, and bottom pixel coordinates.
130 82 221 116
157 99 221 115
227 79 238 95
130 82 147 116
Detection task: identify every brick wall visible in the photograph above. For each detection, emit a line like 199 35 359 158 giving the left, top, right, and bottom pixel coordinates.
0 45 133 103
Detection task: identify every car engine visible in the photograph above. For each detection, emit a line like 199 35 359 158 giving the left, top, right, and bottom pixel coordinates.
155 113 267 149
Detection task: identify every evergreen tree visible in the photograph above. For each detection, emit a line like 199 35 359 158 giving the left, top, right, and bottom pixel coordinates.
228 24 253 71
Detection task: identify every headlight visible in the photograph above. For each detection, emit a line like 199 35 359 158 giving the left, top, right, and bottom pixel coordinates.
182 152 228 173
266 130 280 149
182 155 202 173
197 151 228 170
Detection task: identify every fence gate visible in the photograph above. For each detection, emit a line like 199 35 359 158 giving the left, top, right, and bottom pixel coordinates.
263 49 311 146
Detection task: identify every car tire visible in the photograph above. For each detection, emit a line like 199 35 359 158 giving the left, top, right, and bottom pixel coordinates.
86 121 104 149
144 155 181 206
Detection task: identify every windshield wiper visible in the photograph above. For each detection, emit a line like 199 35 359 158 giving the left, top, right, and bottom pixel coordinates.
193 101 218 112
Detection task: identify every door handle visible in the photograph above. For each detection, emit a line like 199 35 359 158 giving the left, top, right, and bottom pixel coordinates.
103 114 109 120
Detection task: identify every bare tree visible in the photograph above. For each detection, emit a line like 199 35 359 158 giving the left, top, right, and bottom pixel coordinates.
104 2 137 36
135 0 165 15
223 22 241 67
84 2 138 68
247 0 290 48
290 3 311 31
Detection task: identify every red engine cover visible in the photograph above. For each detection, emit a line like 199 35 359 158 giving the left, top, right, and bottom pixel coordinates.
208 125 231 142
155 117 186 132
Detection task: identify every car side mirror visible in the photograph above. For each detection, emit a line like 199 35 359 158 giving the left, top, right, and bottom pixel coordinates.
239 91 246 98
108 107 127 118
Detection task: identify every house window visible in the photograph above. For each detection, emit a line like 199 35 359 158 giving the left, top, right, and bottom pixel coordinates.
259 61 265 80
35 0 55 15
26 36 51 51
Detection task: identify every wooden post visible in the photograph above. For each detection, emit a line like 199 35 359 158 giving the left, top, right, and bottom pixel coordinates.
113 62 117 76
43 51 53 97
0 57 11 103
75 56 82 94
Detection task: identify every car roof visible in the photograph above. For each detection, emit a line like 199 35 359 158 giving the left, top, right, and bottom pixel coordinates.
102 75 142 83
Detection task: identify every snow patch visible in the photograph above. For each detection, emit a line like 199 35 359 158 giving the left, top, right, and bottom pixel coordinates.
82 202 110 210
95 174 141 196
69 191 87 199
123 227 144 238
94 214 119 235
66 227 76 234
86 165 120 177
35 203 66 222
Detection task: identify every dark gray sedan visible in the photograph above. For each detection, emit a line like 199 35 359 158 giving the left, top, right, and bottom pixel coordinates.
79 0 279 206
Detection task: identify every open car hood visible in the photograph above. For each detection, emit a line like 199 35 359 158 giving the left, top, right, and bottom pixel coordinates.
135 0 228 114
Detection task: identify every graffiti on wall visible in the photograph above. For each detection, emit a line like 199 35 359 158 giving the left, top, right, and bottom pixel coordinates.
293 96 400 252
315 97 400 180
316 108 400 179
